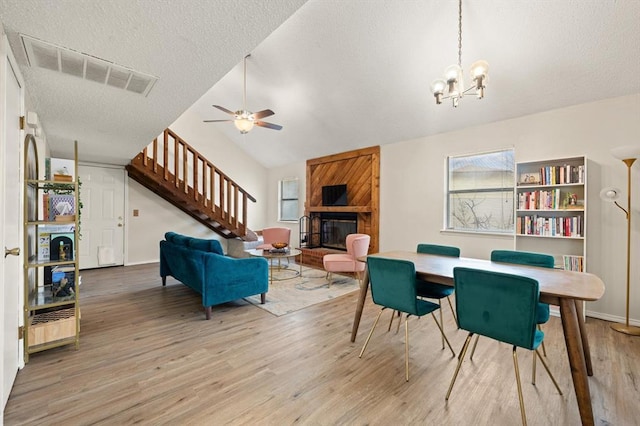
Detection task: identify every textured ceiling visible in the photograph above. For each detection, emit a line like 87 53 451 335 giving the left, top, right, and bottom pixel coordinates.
1 0 639 168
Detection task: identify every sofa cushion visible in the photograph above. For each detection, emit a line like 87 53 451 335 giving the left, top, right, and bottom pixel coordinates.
188 237 224 255
164 231 178 243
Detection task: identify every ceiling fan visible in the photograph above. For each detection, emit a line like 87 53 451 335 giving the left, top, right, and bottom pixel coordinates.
204 54 282 134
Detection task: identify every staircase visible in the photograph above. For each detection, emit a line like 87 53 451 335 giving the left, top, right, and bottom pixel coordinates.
126 128 256 239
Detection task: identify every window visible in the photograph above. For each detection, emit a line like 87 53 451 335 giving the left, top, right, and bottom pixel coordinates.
279 178 299 222
446 149 514 233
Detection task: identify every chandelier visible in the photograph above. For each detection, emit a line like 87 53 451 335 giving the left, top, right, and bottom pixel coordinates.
430 0 489 107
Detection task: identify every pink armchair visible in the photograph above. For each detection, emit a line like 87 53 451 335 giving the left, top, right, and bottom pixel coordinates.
256 227 291 250
323 233 370 287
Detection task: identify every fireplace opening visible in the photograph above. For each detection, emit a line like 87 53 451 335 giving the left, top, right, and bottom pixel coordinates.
320 212 357 250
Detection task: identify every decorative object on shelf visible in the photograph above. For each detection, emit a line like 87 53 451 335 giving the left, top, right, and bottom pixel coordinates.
600 145 640 336
430 0 489 107
203 54 282 133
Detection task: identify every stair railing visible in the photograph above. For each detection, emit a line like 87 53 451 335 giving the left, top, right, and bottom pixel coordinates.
138 128 256 235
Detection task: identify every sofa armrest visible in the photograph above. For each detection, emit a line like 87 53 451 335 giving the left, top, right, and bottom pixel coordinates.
202 254 269 306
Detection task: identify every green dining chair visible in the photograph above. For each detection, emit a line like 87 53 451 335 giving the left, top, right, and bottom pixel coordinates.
359 257 455 381
415 244 460 349
469 250 554 383
446 267 562 426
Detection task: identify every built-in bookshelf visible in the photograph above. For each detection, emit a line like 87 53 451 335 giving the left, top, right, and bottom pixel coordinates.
515 156 587 272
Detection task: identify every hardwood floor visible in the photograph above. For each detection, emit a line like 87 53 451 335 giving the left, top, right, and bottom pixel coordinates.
5 263 639 425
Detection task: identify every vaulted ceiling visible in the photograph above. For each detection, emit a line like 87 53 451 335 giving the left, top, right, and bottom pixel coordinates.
1 1 639 169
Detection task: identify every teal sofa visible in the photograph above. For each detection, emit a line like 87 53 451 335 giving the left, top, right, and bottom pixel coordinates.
160 232 268 319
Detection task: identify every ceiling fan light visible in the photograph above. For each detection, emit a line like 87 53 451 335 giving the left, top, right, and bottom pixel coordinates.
234 117 254 134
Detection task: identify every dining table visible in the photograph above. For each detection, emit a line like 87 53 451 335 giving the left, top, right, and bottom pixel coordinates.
351 251 606 426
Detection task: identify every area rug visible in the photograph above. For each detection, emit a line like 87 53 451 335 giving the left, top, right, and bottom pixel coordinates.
245 264 359 316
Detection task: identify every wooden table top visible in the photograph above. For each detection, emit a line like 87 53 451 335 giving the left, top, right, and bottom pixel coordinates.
363 251 605 303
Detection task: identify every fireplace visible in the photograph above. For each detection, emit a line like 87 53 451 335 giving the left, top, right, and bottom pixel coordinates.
320 212 357 250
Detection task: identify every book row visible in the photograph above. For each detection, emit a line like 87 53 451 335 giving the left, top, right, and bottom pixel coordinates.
516 215 583 237
563 255 585 272
518 164 585 186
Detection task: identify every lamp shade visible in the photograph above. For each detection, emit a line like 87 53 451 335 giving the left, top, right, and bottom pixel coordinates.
599 187 621 202
470 60 489 80
234 117 254 134
430 79 446 95
610 146 640 161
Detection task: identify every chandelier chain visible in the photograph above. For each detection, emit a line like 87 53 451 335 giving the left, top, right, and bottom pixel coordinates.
457 0 462 68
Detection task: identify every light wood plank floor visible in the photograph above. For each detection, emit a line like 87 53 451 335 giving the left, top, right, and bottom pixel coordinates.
5 263 639 425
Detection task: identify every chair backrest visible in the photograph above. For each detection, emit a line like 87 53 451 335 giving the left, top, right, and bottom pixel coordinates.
491 250 554 268
453 267 540 350
417 243 460 258
367 257 419 315
346 234 370 259
261 227 291 245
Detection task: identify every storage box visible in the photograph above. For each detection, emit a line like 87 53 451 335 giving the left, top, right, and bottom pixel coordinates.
28 308 76 346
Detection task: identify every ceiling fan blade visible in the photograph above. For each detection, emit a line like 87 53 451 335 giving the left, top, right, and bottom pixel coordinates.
255 121 283 131
203 119 234 123
212 105 236 115
252 109 275 119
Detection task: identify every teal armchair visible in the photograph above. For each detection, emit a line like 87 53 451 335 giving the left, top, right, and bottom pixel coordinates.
446 267 562 425
359 257 455 382
414 244 460 349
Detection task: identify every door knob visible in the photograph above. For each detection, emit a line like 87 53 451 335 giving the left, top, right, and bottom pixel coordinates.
118 223 123 227
4 247 20 258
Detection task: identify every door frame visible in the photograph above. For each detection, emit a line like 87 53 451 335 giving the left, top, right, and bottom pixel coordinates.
0 32 26 412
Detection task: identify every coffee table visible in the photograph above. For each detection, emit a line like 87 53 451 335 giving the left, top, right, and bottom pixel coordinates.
246 248 303 284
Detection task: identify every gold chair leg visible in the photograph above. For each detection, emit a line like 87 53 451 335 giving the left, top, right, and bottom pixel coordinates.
532 348 537 385
512 346 527 426
535 349 563 395
359 308 385 358
405 314 410 382
431 312 455 357
446 295 459 328
469 334 480 360
446 332 473 400
387 310 401 332
327 272 333 288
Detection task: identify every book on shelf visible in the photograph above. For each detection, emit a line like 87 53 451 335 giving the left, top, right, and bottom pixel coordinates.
538 164 585 185
563 255 584 272
516 215 582 237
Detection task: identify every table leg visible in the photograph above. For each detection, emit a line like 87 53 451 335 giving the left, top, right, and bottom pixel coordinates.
559 298 594 426
350 266 370 342
574 300 593 376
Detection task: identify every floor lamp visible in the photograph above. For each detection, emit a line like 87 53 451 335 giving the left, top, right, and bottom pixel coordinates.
601 145 640 336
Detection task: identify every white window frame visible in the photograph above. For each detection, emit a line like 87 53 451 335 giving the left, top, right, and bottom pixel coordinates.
278 177 299 222
445 148 515 234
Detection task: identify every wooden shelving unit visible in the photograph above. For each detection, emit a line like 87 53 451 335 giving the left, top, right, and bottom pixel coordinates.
514 156 587 272
23 140 80 362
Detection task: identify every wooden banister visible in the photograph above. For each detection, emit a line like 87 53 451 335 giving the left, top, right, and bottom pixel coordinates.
127 128 257 238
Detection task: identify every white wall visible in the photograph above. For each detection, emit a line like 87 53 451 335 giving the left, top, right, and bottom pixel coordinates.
267 94 640 324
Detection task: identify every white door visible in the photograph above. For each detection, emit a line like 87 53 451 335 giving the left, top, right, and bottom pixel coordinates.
1 43 23 408
78 165 125 269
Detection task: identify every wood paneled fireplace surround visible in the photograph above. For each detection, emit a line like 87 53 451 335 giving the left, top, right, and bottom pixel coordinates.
299 146 379 268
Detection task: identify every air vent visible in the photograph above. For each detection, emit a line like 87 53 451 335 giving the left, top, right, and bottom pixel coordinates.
20 34 158 97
